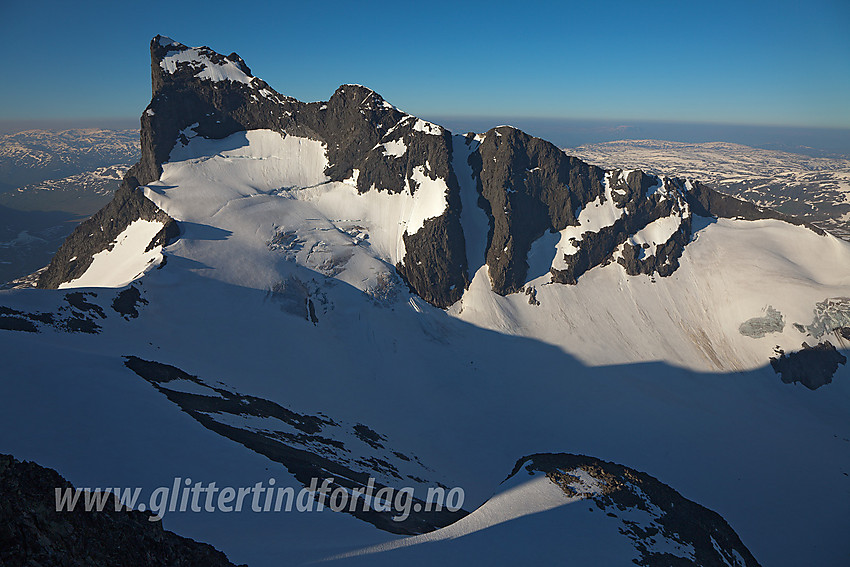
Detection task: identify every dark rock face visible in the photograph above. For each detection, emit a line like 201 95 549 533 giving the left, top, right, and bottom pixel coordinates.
468 126 795 294
473 127 604 294
510 453 761 567
770 341 847 389
618 221 691 278
617 218 693 279
397 171 469 307
560 173 691 284
685 179 822 232
306 88 470 306
37 34 824 305
36 185 178 289
472 131 698 292
138 37 303 189
0 454 241 567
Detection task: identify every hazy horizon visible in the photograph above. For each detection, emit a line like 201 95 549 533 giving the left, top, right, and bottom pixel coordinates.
3 116 849 158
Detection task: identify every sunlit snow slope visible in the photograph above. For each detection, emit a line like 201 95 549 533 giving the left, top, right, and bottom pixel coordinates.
147 128 850 374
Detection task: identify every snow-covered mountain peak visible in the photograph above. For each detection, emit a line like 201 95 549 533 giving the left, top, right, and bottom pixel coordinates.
37 37 847 321
3 35 850 566
155 36 253 86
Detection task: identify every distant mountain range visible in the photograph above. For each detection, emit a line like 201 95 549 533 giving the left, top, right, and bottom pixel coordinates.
0 128 138 194
0 163 129 215
0 131 136 285
565 139 850 239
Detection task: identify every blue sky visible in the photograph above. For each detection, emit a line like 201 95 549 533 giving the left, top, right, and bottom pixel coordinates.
1 0 848 128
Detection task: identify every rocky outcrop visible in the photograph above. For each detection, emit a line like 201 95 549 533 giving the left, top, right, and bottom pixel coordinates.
123 356 468 535
472 131 697 292
509 453 761 567
0 454 241 567
473 126 604 294
36 185 178 288
770 341 847 389
0 290 124 334
684 179 823 232
111 285 148 319
468 125 797 294
618 219 691 278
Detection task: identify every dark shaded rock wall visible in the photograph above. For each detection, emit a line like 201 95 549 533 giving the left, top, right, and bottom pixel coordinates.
37 185 178 289
471 130 699 292
0 454 241 567
473 126 605 294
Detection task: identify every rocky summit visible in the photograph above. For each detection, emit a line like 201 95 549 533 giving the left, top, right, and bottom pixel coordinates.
39 36 810 305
